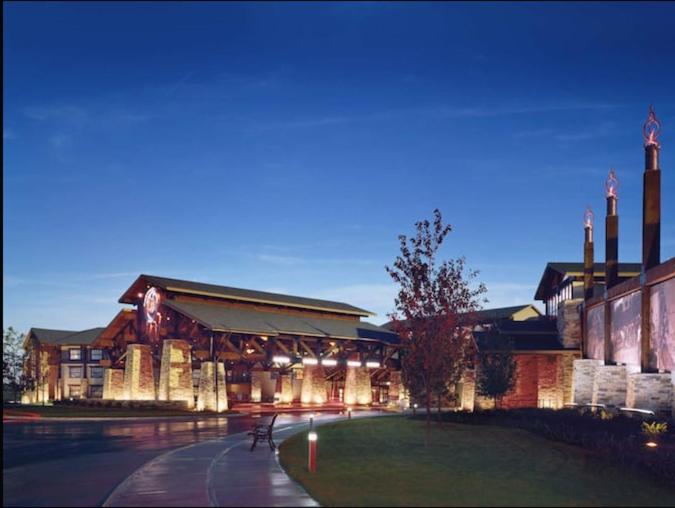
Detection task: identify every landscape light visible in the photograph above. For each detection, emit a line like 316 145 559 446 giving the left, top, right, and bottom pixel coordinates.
321 358 337 366
272 355 290 364
347 360 362 368
308 431 317 442
302 357 319 366
646 441 658 448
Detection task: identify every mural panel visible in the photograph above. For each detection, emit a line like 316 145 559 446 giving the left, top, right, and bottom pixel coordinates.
610 291 641 366
650 278 675 371
586 305 605 360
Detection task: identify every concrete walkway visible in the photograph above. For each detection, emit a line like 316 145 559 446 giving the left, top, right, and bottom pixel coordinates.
103 412 379 507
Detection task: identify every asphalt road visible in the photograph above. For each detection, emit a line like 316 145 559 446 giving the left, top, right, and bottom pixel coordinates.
3 412 308 507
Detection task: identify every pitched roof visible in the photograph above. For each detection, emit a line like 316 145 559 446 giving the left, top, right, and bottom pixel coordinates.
164 299 399 345
120 274 374 317
474 318 571 351
27 327 106 346
534 262 641 301
381 304 539 330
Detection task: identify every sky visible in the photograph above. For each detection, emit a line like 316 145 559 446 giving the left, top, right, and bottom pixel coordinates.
4 2 675 333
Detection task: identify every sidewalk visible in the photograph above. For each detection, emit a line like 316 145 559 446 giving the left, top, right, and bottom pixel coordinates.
103 412 381 507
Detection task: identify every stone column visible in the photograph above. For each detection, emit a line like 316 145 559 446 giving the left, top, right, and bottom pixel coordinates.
277 374 293 403
561 354 576 406
250 369 263 403
626 373 673 413
344 365 372 406
572 358 603 405
158 339 194 408
80 378 89 400
301 363 326 404
556 299 582 349
388 371 403 405
123 344 156 400
103 369 125 400
197 361 228 412
460 369 476 412
591 365 629 407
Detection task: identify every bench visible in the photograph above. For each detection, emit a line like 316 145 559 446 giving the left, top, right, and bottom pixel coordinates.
248 413 279 451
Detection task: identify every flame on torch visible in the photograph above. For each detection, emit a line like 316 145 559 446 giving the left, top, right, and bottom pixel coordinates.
643 105 661 148
605 169 619 199
584 206 594 230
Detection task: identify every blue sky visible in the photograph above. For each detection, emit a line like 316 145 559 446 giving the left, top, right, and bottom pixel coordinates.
4 2 675 332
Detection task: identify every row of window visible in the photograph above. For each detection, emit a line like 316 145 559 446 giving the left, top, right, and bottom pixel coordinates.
68 348 103 361
68 366 103 379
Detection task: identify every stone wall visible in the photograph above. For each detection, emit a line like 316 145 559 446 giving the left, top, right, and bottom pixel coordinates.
626 373 673 413
459 369 476 412
572 359 604 404
197 361 228 412
561 353 576 405
123 344 156 401
157 340 194 409
344 365 372 405
103 368 125 400
557 298 583 349
300 364 327 404
592 365 629 407
536 355 564 408
250 370 263 403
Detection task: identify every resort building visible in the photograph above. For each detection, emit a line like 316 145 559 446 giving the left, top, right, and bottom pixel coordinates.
22 327 108 403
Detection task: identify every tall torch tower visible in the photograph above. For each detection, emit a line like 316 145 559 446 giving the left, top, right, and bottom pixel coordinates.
642 106 661 271
605 170 619 289
583 206 595 300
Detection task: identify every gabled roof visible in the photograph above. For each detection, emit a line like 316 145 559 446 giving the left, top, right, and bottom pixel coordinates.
534 262 641 301
381 304 540 330
474 318 571 352
27 327 106 346
119 274 374 317
164 299 399 345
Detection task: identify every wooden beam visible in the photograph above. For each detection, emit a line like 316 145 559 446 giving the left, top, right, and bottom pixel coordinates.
299 339 316 358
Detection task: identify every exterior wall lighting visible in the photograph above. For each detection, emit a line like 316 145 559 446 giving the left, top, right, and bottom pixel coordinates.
272 355 291 364
347 360 362 368
366 361 381 369
302 358 319 366
321 358 337 366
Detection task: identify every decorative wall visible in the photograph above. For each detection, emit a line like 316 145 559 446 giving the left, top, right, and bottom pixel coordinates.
649 278 675 371
586 305 605 361
610 291 641 366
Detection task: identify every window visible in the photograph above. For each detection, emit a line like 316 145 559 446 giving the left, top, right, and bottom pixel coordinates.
90 367 103 379
89 386 103 398
69 366 82 379
90 349 103 361
69 348 82 360
68 385 81 398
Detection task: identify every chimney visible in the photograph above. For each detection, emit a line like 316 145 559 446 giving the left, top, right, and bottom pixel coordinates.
605 169 619 289
642 106 661 272
583 206 595 300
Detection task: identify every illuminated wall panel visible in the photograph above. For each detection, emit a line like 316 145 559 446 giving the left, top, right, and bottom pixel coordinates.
650 278 675 371
610 291 641 366
586 305 605 360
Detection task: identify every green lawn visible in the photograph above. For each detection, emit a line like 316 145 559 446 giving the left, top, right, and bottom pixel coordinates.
3 404 239 418
279 416 675 507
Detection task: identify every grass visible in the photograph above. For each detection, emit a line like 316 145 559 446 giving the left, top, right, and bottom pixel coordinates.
3 404 239 418
279 416 675 507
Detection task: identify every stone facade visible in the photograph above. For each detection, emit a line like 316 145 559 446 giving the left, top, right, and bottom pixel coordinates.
626 373 673 413
123 344 156 401
300 364 327 404
250 370 263 403
158 340 194 409
344 365 372 405
459 369 476 412
197 361 228 412
275 374 294 404
103 368 125 400
561 353 575 405
591 365 629 407
557 299 583 349
572 359 604 404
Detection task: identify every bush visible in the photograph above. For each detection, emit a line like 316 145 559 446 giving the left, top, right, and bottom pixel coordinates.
412 408 675 483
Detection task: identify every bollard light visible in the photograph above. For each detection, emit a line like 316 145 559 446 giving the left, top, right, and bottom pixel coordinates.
413 403 418 415
308 431 318 473
646 441 658 448
347 407 352 419
309 412 315 430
